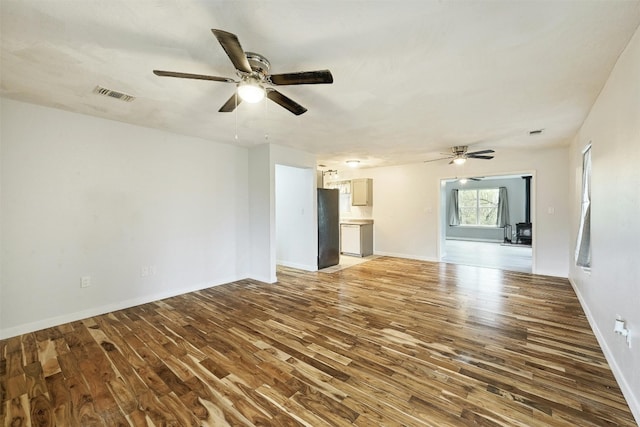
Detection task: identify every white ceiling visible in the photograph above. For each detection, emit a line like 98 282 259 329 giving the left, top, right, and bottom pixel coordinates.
2 1 639 169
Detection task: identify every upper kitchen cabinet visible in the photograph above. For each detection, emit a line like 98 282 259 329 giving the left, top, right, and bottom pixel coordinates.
351 178 372 206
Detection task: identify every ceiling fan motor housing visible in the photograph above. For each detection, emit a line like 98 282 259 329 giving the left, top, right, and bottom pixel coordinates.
245 52 271 77
452 146 468 155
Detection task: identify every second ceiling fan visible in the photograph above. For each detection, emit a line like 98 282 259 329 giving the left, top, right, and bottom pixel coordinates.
153 29 334 115
425 146 495 165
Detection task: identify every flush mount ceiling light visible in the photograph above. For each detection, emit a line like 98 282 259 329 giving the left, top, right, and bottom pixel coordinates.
453 157 466 165
346 160 360 168
237 78 265 103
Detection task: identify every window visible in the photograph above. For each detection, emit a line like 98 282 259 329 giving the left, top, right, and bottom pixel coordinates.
575 145 591 268
458 188 500 226
325 180 352 214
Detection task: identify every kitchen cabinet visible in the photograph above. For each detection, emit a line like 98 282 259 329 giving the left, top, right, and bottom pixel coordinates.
351 178 372 206
340 222 373 257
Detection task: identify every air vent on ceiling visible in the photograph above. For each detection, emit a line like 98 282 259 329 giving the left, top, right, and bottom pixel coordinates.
93 85 135 102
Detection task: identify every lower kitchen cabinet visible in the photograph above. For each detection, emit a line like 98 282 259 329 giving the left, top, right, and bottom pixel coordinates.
340 223 373 257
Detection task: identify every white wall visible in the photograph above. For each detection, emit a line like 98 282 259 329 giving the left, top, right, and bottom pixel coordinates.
338 145 569 277
0 99 249 338
248 144 273 283
568 25 640 422
247 143 317 283
275 165 316 271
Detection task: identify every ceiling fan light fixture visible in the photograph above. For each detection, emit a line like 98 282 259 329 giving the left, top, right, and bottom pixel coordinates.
346 160 360 168
453 157 466 165
237 79 265 103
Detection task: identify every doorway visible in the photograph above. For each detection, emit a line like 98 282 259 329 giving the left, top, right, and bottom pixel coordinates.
439 173 534 273
275 164 316 271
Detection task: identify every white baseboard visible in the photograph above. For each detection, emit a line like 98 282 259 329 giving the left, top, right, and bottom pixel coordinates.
373 251 439 263
568 278 640 424
276 259 318 272
0 276 240 340
446 237 504 243
247 274 277 284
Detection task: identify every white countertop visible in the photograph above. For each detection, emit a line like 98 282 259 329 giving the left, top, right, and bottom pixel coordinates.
340 219 374 225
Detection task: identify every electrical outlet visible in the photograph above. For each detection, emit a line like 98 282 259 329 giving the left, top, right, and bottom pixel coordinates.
149 265 157 276
141 266 149 277
81 276 91 288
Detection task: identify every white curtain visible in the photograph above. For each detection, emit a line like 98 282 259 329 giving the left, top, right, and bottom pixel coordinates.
575 146 592 267
496 187 510 228
448 189 460 226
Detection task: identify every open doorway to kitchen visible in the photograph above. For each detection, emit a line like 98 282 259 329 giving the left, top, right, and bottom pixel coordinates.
439 174 533 273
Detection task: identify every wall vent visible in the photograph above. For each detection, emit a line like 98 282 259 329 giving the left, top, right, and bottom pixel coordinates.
93 85 136 102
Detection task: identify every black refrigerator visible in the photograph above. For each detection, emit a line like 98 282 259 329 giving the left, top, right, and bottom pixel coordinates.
317 188 340 269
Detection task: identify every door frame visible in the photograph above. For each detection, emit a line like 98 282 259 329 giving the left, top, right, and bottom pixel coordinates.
436 170 537 273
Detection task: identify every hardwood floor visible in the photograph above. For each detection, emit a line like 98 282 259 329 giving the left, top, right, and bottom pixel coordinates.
1 257 636 426
442 239 532 273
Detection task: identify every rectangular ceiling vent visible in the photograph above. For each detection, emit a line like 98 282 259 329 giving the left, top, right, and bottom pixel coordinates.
93 85 136 102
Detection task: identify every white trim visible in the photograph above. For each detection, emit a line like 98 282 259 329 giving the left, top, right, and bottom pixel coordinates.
569 278 640 424
276 260 318 271
446 237 504 243
437 169 538 269
455 225 502 229
249 274 277 284
373 251 439 263
0 276 241 340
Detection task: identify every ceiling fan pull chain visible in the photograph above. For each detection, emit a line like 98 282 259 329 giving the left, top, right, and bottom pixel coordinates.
234 92 239 140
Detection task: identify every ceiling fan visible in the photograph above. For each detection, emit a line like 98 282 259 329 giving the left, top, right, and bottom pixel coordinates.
153 29 333 115
425 146 495 165
456 177 482 183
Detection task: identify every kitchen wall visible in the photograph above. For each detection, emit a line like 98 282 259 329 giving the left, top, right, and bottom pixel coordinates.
568 24 640 421
323 178 373 219
0 99 250 338
445 176 527 242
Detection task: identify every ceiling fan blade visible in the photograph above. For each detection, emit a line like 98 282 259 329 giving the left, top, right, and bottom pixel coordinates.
424 157 453 163
218 92 241 113
468 155 494 160
467 149 495 156
266 89 307 115
211 29 252 74
269 70 334 85
153 70 235 83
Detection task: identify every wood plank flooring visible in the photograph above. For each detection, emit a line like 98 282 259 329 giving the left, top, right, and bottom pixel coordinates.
442 240 532 273
1 257 636 426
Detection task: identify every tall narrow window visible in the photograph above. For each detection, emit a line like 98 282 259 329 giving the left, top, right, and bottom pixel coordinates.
575 145 591 268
